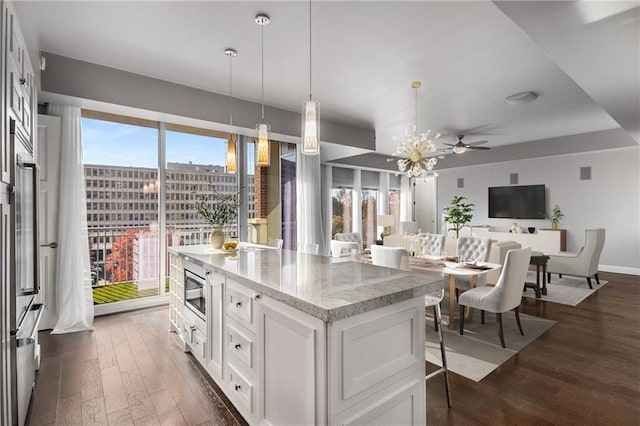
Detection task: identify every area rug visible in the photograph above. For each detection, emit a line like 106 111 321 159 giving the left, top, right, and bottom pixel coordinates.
425 312 556 382
522 272 608 306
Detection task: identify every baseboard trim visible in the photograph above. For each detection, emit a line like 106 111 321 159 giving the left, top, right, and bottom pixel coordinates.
600 264 640 276
94 294 169 316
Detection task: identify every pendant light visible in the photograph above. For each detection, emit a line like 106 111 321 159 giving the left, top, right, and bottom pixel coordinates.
302 0 319 155
225 48 237 174
256 14 271 166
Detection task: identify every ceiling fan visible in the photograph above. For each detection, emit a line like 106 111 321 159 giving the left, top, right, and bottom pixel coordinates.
443 135 491 154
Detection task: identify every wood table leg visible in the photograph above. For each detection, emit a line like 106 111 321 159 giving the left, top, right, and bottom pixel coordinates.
448 274 456 330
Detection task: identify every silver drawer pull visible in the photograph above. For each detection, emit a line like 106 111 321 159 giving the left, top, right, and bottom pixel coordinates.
253 293 261 300
235 301 242 308
235 384 242 391
20 78 26 85
234 343 241 350
190 325 197 331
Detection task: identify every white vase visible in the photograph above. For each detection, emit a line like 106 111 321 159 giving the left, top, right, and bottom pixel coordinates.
209 227 224 249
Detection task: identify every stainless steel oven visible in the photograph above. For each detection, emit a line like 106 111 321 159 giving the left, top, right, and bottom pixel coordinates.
184 261 206 319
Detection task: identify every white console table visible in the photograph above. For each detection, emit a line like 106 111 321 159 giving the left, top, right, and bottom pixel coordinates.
472 227 566 254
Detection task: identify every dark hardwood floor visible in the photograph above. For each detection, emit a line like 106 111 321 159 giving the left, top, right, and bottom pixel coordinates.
30 308 245 426
30 272 639 425
427 272 640 425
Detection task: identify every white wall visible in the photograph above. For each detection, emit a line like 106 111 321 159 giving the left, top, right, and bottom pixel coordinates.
435 146 640 274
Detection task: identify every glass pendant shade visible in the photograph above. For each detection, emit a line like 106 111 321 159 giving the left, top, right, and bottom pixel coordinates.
226 135 237 173
256 123 270 166
452 145 467 154
302 100 320 155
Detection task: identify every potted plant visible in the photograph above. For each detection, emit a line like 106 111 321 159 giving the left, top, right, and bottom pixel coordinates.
444 196 475 238
547 204 564 230
195 188 241 249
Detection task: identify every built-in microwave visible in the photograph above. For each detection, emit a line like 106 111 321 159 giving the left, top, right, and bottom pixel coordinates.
184 262 206 319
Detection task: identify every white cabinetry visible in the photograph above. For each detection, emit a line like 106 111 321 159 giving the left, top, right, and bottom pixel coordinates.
168 253 184 341
256 294 326 426
206 268 224 380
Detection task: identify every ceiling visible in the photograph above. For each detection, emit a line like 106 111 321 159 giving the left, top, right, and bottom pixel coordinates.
25 1 640 163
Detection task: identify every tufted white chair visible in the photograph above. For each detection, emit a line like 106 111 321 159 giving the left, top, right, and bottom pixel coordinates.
419 234 446 257
370 245 407 268
330 240 359 258
459 247 532 348
487 240 521 284
334 232 363 251
454 237 492 295
546 229 605 289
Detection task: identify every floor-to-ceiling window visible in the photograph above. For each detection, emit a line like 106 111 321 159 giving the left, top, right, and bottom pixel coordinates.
82 113 160 305
389 189 401 235
331 188 353 237
361 189 378 248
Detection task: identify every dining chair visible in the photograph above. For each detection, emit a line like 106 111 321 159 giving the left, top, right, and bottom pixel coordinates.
454 237 492 298
459 246 532 348
370 245 407 268
330 240 359 258
334 232 363 251
297 242 319 255
546 228 605 289
419 234 446 257
370 245 451 406
267 237 284 249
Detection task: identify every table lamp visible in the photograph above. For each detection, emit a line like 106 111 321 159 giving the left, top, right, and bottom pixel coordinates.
378 214 395 240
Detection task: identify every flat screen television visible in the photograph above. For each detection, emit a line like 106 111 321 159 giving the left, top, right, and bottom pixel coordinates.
488 185 546 219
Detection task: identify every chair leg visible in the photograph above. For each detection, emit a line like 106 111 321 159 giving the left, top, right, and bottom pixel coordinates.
586 277 593 289
459 305 465 335
481 310 485 324
595 273 600 285
455 288 460 301
497 313 505 348
432 306 438 332
559 274 562 278
547 272 551 283
514 306 524 336
435 303 451 408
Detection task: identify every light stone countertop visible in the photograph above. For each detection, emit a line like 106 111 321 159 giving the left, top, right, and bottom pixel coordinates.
169 244 448 322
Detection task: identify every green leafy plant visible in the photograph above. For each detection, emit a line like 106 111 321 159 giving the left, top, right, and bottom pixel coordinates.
444 196 475 238
195 188 241 227
546 204 564 227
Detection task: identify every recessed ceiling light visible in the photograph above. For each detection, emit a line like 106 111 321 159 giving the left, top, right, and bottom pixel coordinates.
505 91 538 105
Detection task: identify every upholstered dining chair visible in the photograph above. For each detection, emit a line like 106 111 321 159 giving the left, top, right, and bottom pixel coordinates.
459 246 532 348
419 234 446 257
454 237 493 298
370 245 451 406
546 228 605 289
370 245 407 268
330 240 359 258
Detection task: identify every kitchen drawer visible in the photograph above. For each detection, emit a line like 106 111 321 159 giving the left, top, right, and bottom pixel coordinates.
225 317 255 372
226 362 254 415
193 329 206 360
226 279 257 332
183 304 206 334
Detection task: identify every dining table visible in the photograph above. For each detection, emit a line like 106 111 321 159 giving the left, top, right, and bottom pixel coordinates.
389 254 502 330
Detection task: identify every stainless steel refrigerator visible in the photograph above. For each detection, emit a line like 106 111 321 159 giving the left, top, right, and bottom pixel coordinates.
9 118 43 426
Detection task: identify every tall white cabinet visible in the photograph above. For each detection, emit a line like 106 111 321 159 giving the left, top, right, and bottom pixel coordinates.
1 1 36 424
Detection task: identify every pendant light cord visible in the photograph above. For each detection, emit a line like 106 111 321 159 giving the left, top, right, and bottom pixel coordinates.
229 55 233 126
414 85 418 136
261 22 265 121
309 0 312 101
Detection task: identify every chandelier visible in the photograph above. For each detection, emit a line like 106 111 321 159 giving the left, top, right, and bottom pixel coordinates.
390 81 440 177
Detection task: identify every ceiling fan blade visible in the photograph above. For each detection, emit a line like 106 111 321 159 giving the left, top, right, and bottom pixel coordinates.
468 146 491 150
442 143 457 147
466 140 489 146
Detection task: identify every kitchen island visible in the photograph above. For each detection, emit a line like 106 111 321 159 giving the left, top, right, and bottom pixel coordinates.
168 244 447 425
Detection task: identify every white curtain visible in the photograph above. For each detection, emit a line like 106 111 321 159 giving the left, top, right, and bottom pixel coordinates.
49 104 94 334
296 146 325 255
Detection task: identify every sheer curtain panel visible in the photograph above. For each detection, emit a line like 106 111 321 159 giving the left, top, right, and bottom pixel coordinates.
296 145 325 255
49 104 94 334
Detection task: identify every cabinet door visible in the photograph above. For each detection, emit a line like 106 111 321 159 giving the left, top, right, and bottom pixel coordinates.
206 269 224 380
257 296 326 426
0 190 12 426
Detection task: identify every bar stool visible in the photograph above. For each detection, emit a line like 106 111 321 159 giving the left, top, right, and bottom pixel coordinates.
425 289 451 408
